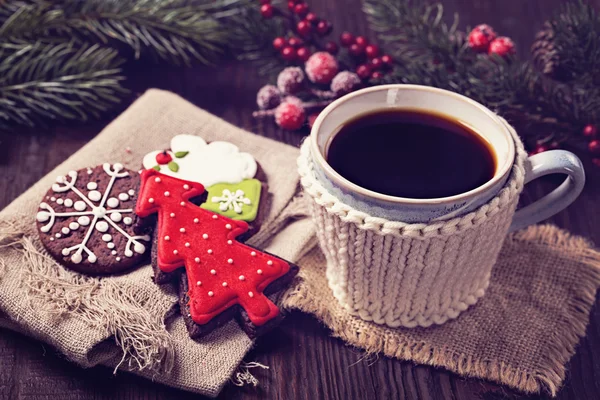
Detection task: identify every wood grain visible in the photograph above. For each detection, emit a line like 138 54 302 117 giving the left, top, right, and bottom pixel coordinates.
1 1 600 399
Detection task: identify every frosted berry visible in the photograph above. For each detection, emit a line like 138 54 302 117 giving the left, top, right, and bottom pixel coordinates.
331 71 362 95
365 44 380 59
275 101 306 130
305 12 318 24
155 151 172 165
468 24 497 52
256 84 282 110
349 43 365 56
589 139 600 154
356 64 371 80
305 52 339 84
371 71 383 80
297 20 312 37
260 4 274 18
583 124 597 137
273 37 286 51
340 32 354 47
277 67 305 94
296 47 311 61
325 41 339 55
316 20 332 36
294 3 309 16
288 1 296 10
288 37 304 48
281 46 296 61
488 37 515 57
282 96 303 107
354 36 368 47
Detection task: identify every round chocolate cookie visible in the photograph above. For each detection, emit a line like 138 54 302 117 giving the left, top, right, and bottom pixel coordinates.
36 163 152 275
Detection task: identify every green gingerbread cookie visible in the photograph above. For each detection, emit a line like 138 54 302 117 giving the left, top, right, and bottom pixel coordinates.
201 179 262 222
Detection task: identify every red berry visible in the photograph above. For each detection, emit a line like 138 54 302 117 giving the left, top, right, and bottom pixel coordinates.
468 24 497 52
297 20 312 37
259 0 271 4
296 47 311 61
260 4 273 18
370 57 383 70
155 151 172 165
592 158 600 168
308 113 319 129
532 145 548 155
305 12 318 23
488 37 515 57
340 32 355 47
288 1 296 10
354 36 368 47
356 64 371 79
349 43 365 57
589 139 600 154
287 37 304 48
273 37 286 51
294 3 309 16
380 54 393 67
583 124 598 137
365 44 380 59
325 41 339 55
275 101 306 130
281 46 296 61
371 71 383 79
305 51 339 84
316 20 332 36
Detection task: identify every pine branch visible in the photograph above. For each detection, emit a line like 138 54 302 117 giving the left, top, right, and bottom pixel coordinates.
0 41 127 129
0 0 254 65
364 0 600 148
549 0 600 85
231 2 287 78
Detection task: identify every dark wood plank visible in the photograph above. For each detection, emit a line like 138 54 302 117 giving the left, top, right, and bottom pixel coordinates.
1 1 599 399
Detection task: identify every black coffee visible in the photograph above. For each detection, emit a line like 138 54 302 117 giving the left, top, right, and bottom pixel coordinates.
325 109 496 199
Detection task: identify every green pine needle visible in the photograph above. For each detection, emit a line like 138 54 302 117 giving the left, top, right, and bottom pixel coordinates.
0 41 127 129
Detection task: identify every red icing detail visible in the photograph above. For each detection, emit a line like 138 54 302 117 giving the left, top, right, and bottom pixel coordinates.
135 169 290 326
155 151 172 165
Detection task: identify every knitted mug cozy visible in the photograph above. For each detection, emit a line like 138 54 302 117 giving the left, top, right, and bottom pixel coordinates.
298 120 527 328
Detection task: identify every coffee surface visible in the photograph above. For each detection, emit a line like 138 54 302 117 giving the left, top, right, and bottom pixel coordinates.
325 109 496 199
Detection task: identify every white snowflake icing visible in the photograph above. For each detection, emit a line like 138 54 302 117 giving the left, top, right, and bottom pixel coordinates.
36 163 149 264
211 189 251 214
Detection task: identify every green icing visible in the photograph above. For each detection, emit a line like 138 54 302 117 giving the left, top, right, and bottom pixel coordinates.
200 179 262 222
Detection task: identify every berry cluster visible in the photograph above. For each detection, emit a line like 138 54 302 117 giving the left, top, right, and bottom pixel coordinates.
467 24 515 57
263 0 337 63
254 1 394 131
583 124 600 167
255 61 362 130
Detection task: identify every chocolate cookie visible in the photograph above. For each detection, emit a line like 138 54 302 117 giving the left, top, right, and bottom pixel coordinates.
36 163 152 275
179 252 299 340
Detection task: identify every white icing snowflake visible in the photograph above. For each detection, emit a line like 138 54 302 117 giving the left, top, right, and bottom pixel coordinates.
36 163 150 264
211 189 252 214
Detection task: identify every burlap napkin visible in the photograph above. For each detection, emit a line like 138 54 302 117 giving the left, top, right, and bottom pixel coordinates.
1 89 598 397
0 89 311 398
282 224 600 396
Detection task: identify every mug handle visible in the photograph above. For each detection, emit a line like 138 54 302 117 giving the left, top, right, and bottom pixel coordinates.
509 150 585 232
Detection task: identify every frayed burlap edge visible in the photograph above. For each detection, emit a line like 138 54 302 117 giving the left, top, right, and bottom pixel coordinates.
282 224 600 396
0 219 175 375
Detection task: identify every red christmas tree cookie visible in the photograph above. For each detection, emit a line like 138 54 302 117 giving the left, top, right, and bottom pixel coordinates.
135 169 298 337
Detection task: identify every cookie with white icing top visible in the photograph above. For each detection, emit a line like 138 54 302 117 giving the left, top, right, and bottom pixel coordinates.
36 163 152 275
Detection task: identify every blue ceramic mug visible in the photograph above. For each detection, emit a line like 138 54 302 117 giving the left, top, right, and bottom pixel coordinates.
309 85 585 231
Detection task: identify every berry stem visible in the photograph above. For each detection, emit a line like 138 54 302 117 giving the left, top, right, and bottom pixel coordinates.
309 88 336 99
252 100 333 118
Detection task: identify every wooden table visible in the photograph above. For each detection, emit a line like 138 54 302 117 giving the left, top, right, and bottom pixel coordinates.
1 1 599 399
